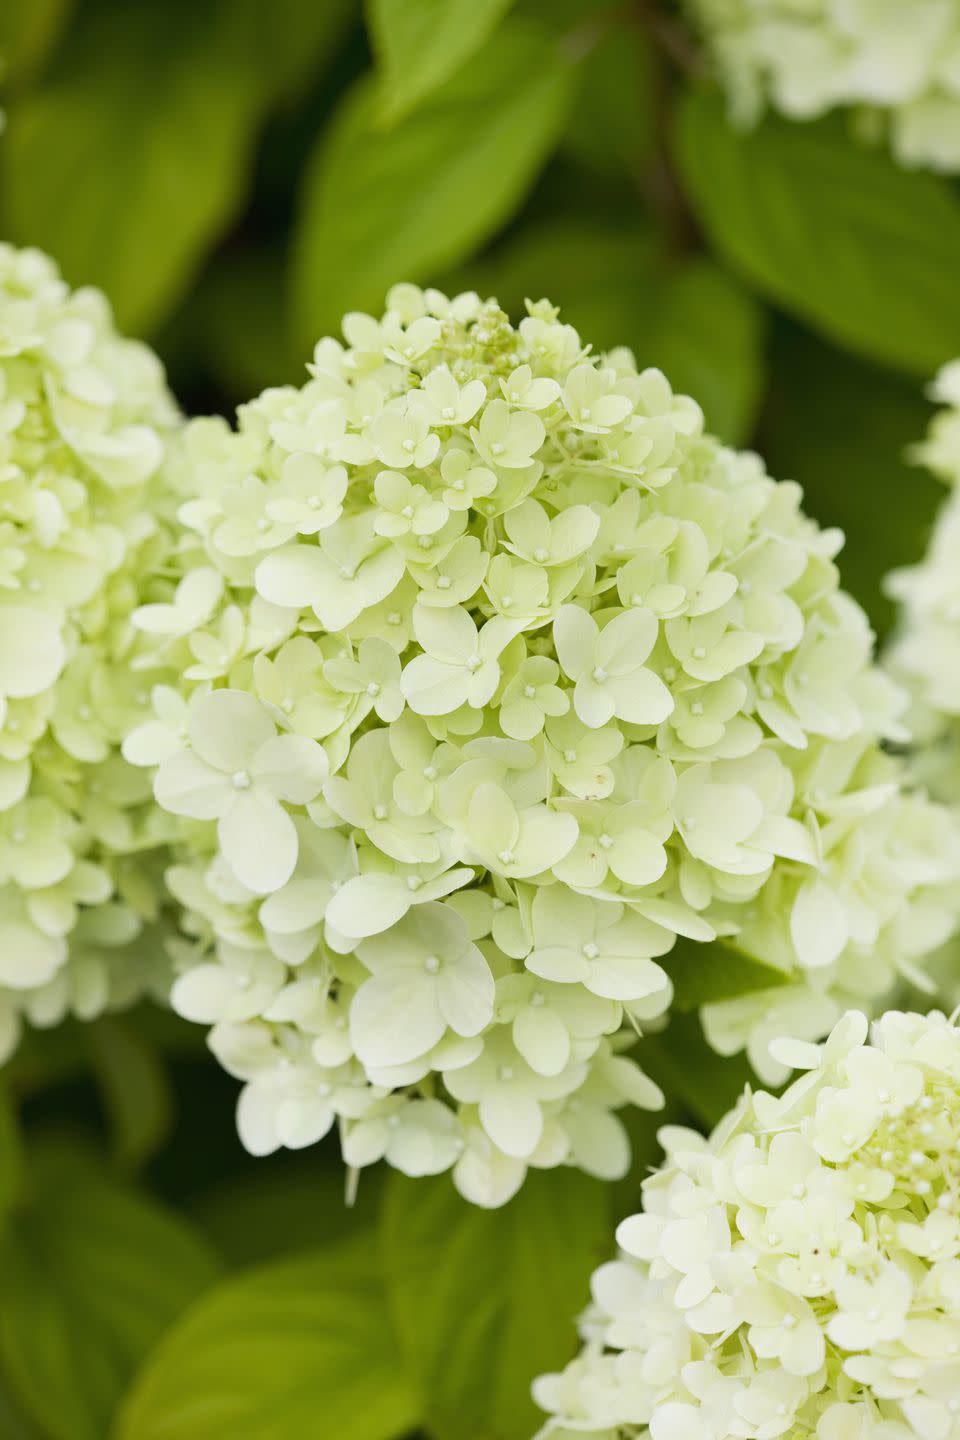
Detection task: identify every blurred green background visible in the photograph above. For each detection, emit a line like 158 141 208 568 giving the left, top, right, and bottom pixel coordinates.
0 1 955 1437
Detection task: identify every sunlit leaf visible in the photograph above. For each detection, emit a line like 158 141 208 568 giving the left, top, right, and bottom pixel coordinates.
367 0 515 124
292 18 574 345
676 87 960 376
381 1168 609 1440
116 1236 420 1440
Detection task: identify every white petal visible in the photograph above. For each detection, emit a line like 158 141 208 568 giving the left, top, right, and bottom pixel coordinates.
154 750 230 820
251 734 328 804
480 1088 543 1158
350 971 445 1067
189 689 276 771
218 791 298 894
0 606 66 698
436 944 495 1037
324 873 410 939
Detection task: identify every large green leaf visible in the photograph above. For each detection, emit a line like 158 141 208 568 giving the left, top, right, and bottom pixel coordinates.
559 21 655 180
675 87 960 376
1 4 263 332
0 1142 219 1440
463 220 764 442
0 0 72 85
291 18 574 346
0 1082 22 1227
116 1236 420 1440
380 1168 609 1440
235 0 357 107
759 320 941 638
86 1017 173 1175
367 0 515 124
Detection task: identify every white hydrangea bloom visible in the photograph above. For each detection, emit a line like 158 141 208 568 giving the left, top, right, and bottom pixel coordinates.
687 0 960 172
129 286 959 1204
536 1008 960 1439
0 244 180 1059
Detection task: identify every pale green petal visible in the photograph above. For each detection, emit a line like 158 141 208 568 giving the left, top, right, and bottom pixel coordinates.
251 734 328 804
154 750 231 820
189 689 276 771
218 791 298 894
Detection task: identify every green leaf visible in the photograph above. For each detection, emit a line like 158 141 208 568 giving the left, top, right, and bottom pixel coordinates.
662 936 789 1011
462 219 764 441
367 0 515 124
116 1236 420 1440
0 1081 23 1226
759 320 942 639
86 1017 173 1175
640 1011 754 1130
291 17 574 346
675 87 960 377
560 21 656 180
234 0 357 107
0 0 72 86
1 4 263 332
380 1167 609 1440
0 1142 219 1440
193 1160 384 1267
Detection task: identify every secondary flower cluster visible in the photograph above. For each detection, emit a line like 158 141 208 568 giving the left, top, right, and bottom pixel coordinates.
0 245 179 1060
687 0 960 172
886 361 960 802
123 285 959 1204
536 1008 960 1440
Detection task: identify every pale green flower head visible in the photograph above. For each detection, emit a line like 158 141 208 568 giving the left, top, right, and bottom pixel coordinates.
687 0 960 172
535 1007 960 1440
130 285 960 1203
0 243 181 1057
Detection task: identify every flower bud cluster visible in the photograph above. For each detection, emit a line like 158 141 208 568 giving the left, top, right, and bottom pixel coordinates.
688 0 960 173
0 245 179 1058
119 286 959 1203
536 1008 960 1440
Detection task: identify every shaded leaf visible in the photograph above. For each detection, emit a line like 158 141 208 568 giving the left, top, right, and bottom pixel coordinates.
1 4 263 331
367 0 515 124
0 1081 22 1227
193 1158 383 1266
86 1017 173 1174
675 87 960 376
381 1167 609 1440
0 0 72 86
116 1236 420 1440
292 18 574 345
560 21 656 181
663 936 789 1012
0 1142 219 1440
640 1011 754 1130
759 320 941 638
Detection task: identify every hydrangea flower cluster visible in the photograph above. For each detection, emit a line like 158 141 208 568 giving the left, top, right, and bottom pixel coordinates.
886 361 960 802
687 0 960 173
0 244 179 1059
536 1008 960 1440
126 285 959 1205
